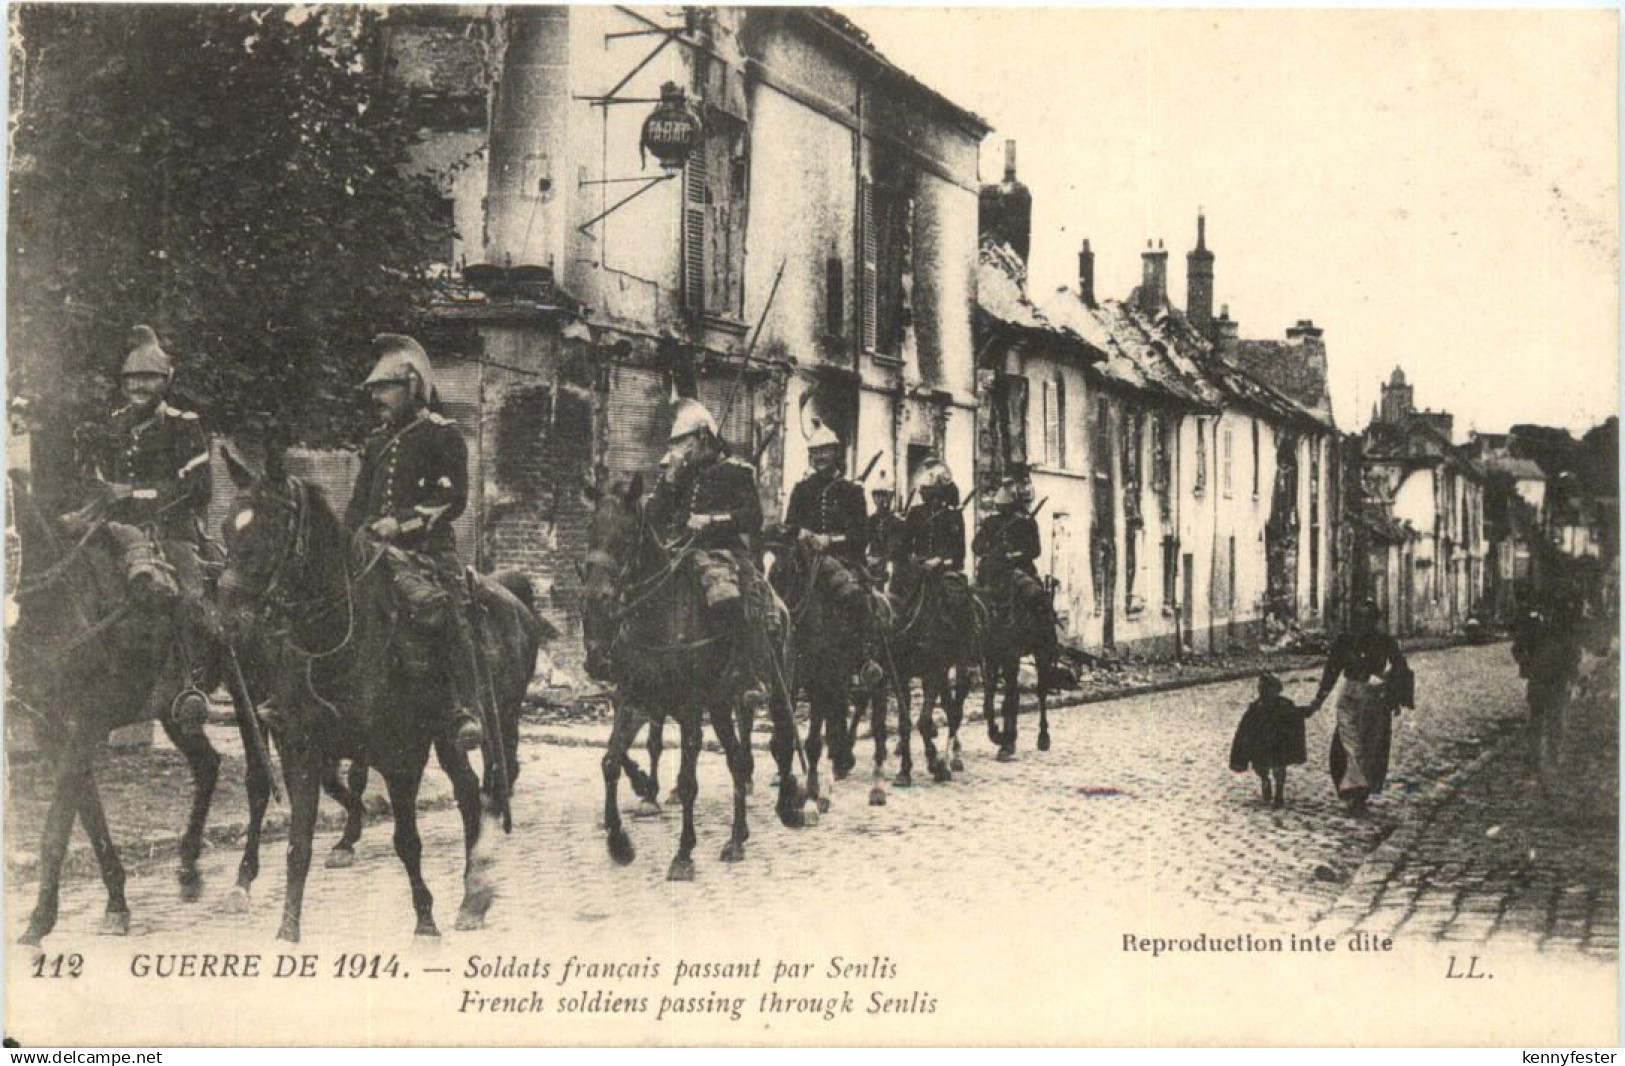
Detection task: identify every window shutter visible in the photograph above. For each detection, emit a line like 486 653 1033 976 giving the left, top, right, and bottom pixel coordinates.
683 147 708 316
860 177 878 352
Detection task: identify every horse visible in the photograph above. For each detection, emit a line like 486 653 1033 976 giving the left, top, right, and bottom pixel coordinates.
581 474 807 880
979 572 1061 762
851 563 988 802
763 528 877 815
8 474 272 945
217 457 538 941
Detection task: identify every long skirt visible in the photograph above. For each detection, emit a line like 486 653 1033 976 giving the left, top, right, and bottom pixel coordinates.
1329 679 1392 799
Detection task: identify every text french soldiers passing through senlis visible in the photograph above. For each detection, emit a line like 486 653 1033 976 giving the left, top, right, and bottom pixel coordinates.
897 458 966 602
972 468 1059 662
783 420 884 688
344 333 485 751
646 396 774 710
78 325 216 726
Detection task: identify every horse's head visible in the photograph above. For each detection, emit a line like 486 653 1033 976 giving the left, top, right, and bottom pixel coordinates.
216 448 340 635
578 471 645 680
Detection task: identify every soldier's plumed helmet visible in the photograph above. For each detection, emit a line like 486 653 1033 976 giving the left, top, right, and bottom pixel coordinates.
916 458 955 502
668 398 718 443
121 325 173 378
363 334 434 404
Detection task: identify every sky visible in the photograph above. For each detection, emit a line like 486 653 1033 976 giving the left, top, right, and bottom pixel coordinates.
844 7 1619 438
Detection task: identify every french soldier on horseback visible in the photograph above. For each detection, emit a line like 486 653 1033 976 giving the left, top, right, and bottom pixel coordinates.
782 420 884 688
897 458 966 601
972 466 1058 660
343 333 484 751
865 466 905 587
646 396 772 711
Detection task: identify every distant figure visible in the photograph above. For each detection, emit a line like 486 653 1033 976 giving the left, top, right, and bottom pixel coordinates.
1229 672 1315 808
1511 589 1584 764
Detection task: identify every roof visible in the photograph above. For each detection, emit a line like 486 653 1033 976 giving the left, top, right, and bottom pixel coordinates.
805 10 991 136
1487 456 1547 482
975 242 1103 366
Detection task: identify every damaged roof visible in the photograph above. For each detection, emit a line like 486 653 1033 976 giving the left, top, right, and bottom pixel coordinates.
810 9 991 135
975 242 1102 366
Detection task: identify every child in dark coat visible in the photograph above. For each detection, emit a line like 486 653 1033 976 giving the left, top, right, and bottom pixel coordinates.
1229 672 1315 808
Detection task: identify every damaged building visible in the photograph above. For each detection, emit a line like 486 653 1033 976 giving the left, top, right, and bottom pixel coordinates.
336 6 990 674
975 149 1338 658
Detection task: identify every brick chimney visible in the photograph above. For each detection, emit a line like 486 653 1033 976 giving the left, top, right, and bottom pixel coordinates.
1186 212 1214 333
484 7 571 273
1078 239 1096 308
1213 303 1239 352
1138 239 1168 313
978 139 1033 263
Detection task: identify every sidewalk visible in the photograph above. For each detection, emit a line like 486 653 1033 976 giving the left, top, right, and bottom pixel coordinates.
5 633 1482 883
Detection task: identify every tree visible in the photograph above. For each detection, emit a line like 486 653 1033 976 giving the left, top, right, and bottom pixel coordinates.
9 5 445 450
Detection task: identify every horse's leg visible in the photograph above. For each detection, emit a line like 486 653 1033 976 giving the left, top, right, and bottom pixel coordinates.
652 719 678 807
1036 657 1052 752
21 726 99 945
667 713 701 882
893 671 916 788
948 661 971 772
734 698 757 795
767 694 808 830
996 661 1019 761
709 703 750 863
433 735 492 932
226 736 273 914
382 753 439 937
830 681 857 780
920 669 949 783
75 771 129 935
868 674 890 805
602 703 641 865
323 759 368 869
275 739 323 943
984 654 1003 747
804 685 828 814
159 718 220 902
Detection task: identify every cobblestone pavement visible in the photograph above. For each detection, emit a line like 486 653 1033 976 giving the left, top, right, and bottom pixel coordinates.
1314 648 1618 957
10 642 1601 955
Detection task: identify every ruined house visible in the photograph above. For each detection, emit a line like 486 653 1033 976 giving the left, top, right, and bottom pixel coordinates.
336 6 988 673
975 166 1338 658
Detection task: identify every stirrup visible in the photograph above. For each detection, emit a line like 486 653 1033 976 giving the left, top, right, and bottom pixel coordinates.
455 713 484 752
170 686 210 730
859 659 884 689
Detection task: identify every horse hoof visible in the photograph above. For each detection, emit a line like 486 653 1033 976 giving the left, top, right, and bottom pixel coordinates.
1037 732 1051 753
802 808 820 828
415 921 442 938
454 909 486 933
833 765 850 782
720 842 746 863
633 799 662 819
778 806 807 830
996 748 1015 763
667 858 696 882
276 924 301 944
17 929 44 948
100 910 131 937
893 771 913 788
869 787 887 807
325 845 357 869
224 886 253 915
951 756 965 773
666 788 681 806
607 828 635 866
178 872 203 903
930 761 952 784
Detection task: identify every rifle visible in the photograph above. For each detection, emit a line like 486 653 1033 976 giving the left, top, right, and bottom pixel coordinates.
719 257 788 433
856 450 884 484
1028 496 1050 519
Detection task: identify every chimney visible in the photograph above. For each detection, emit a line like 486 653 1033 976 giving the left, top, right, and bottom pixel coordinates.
1138 239 1168 313
1186 211 1215 333
484 7 571 274
978 138 1033 263
1213 302 1239 351
1286 318 1324 343
1077 239 1096 308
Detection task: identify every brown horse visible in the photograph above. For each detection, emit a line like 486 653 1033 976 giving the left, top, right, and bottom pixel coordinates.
582 475 807 880
9 474 271 945
218 459 537 941
852 565 988 802
980 575 1062 762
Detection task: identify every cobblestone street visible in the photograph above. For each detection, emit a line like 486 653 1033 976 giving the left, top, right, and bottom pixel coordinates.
14 642 1608 954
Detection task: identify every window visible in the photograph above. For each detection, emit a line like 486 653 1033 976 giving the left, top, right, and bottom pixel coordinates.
1194 419 1208 495
825 258 845 339
1228 536 1237 612
1125 525 1138 613
1152 415 1173 523
1121 410 1142 527
1309 440 1322 609
682 114 749 320
1162 536 1178 611
873 180 912 360
1251 420 1261 497
1222 427 1234 497
1043 374 1067 468
1091 398 1113 487
993 374 1029 469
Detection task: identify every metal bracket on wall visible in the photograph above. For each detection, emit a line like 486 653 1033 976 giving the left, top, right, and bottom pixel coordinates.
575 172 677 236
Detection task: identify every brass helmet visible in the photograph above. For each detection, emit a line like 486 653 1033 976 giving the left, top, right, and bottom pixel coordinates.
363 334 434 404
668 397 718 443
121 325 173 378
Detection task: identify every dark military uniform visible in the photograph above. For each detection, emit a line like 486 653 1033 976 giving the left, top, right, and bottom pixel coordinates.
894 499 967 603
866 507 906 585
94 402 212 543
973 506 1053 643
784 468 872 608
648 453 763 610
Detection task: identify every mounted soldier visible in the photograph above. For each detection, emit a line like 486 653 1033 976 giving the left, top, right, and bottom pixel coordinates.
782 420 883 687
896 457 966 602
864 466 905 587
343 333 483 751
973 467 1058 660
646 396 771 711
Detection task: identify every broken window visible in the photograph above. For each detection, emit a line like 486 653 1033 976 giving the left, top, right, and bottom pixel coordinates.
1309 440 1322 610
1222 426 1234 498
1251 419 1261 497
1043 374 1066 468
1162 535 1178 612
1194 419 1208 496
682 111 749 321
1152 414 1173 523
825 257 845 339
992 373 1028 471
1121 409 1143 527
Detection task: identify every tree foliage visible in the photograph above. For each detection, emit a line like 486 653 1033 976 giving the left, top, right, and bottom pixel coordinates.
9 4 445 449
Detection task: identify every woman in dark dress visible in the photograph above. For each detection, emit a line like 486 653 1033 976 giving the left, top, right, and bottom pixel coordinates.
1309 598 1413 812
